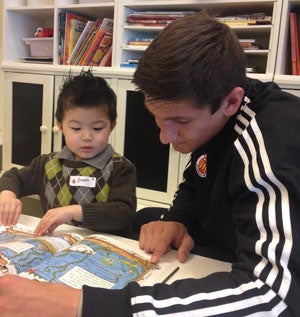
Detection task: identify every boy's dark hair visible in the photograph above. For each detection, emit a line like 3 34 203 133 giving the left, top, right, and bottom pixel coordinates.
133 12 247 113
56 70 117 123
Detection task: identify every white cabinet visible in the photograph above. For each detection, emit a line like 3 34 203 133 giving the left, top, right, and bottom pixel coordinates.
2 0 297 206
274 0 300 90
114 79 181 205
2 0 283 81
3 72 54 170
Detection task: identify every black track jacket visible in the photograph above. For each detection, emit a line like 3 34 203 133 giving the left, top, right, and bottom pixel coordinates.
82 78 300 316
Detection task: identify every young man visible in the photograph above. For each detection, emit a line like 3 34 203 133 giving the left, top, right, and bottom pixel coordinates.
0 71 136 236
0 13 300 316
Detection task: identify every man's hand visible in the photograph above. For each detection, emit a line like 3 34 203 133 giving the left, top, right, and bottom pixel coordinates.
139 221 194 263
0 190 22 226
0 275 81 317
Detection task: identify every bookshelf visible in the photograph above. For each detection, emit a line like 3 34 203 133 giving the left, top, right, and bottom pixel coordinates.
275 0 300 90
116 0 281 81
2 1 115 66
2 0 282 80
2 0 296 207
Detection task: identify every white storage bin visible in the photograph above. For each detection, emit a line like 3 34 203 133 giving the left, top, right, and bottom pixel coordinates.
27 0 54 5
79 0 101 3
6 0 26 7
57 0 77 4
22 38 53 58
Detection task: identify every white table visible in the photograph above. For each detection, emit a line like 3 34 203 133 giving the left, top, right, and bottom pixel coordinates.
19 214 232 284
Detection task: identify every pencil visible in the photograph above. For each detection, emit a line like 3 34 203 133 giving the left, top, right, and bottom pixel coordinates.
162 267 180 283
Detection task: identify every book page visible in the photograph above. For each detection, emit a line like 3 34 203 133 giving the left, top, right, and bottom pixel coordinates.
20 234 176 289
0 224 82 276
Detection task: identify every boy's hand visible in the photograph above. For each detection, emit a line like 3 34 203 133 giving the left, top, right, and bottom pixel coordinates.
0 190 22 226
34 205 83 236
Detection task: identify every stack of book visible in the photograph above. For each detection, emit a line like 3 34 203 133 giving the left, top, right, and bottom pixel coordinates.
239 39 260 50
58 10 113 66
216 12 272 26
126 10 196 27
289 12 300 75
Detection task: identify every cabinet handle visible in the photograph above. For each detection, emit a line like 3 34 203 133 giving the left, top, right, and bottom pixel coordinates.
40 126 48 133
52 126 60 134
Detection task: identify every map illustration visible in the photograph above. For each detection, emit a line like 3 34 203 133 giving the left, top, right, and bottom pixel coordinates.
21 235 157 289
0 226 171 289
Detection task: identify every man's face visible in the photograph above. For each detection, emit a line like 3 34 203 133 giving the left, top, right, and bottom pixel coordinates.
145 98 229 153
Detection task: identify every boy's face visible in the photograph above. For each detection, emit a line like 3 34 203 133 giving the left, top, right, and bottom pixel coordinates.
145 98 229 154
58 106 115 160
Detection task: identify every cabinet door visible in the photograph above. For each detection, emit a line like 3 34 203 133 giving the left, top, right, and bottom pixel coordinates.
4 72 54 170
53 75 65 152
114 79 180 205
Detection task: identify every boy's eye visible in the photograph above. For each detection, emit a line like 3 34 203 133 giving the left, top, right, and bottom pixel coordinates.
94 127 103 131
176 119 190 124
71 127 81 131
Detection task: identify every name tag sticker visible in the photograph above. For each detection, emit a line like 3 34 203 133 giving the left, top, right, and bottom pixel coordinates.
69 176 96 188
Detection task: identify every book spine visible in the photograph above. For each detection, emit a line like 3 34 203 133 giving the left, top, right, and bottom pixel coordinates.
99 46 112 67
88 34 112 66
289 13 299 75
296 13 300 75
79 28 105 66
73 20 101 65
68 20 95 65
63 12 88 65
58 11 66 65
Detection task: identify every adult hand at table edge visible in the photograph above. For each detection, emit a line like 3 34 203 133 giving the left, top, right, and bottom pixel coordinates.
0 274 81 317
139 220 194 264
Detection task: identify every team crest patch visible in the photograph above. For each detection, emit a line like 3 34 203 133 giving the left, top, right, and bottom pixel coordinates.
196 154 207 178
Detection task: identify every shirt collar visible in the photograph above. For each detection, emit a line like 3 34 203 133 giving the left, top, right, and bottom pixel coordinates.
54 144 115 169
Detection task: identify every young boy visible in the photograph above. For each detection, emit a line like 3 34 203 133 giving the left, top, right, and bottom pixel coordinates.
0 70 137 236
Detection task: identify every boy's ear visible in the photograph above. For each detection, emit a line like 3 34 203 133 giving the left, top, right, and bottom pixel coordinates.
110 120 116 132
220 87 244 117
56 121 63 131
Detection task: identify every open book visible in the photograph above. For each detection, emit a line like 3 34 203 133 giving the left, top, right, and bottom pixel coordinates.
0 224 175 289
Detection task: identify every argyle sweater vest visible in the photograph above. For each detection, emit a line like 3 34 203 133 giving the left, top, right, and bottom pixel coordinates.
43 154 120 210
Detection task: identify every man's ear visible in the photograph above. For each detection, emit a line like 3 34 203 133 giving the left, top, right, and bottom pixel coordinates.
220 87 244 117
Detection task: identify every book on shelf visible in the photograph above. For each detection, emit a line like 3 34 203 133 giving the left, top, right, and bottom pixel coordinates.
67 18 88 65
79 18 113 66
58 11 67 65
0 223 176 289
128 38 153 46
126 18 175 26
216 12 272 26
120 58 139 68
63 11 89 65
89 33 113 66
68 20 96 65
289 12 300 75
72 19 102 65
99 45 113 67
239 39 260 50
126 10 195 27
